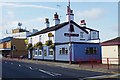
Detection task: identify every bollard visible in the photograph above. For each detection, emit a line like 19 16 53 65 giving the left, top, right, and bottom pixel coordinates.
107 58 109 70
91 60 93 68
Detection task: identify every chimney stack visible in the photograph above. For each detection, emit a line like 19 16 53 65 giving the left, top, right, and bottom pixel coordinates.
45 18 50 28
53 12 60 25
80 20 86 27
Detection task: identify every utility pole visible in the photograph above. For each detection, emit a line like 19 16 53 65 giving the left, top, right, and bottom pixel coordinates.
68 0 72 64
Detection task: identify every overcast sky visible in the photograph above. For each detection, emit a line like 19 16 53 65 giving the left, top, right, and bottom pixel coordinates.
0 0 119 42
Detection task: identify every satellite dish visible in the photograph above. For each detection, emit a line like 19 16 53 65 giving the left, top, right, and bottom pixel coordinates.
18 22 22 27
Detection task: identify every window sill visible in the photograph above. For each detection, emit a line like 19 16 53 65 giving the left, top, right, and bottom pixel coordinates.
38 55 42 56
80 38 85 40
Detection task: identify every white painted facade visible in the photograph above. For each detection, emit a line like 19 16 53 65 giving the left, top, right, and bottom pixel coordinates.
28 24 99 45
55 24 89 43
27 8 100 61
27 22 100 61
28 31 55 45
102 45 119 64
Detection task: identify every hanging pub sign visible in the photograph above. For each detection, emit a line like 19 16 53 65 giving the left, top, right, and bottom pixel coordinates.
64 33 79 37
48 33 54 37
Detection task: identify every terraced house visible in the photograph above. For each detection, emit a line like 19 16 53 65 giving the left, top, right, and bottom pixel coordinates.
27 6 101 62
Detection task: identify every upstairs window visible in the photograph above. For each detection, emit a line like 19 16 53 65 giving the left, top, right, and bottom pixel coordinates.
30 37 32 43
39 35 41 42
92 32 96 39
80 32 84 39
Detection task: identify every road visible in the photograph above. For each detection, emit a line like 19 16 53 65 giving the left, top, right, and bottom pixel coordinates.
2 59 118 80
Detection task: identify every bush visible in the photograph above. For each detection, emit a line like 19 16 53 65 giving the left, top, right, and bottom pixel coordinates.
34 42 43 49
27 43 33 50
49 44 55 49
45 40 52 46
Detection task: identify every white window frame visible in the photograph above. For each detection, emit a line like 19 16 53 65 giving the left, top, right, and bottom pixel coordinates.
59 48 68 55
80 32 85 40
49 49 54 56
92 32 96 39
34 49 38 56
38 50 42 56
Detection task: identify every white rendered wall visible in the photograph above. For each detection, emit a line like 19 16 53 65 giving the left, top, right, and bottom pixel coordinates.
55 24 88 43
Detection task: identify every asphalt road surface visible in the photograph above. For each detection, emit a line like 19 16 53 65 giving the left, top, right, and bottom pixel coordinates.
2 59 116 80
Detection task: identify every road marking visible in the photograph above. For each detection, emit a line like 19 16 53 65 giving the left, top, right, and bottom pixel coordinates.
83 74 120 79
51 72 62 76
38 69 55 77
29 67 33 70
18 64 21 67
11 63 13 64
5 62 7 63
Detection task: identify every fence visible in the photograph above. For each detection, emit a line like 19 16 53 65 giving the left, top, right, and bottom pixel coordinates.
78 58 120 71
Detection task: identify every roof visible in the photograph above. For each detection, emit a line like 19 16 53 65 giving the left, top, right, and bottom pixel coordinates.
28 20 98 37
101 37 120 46
0 37 13 43
83 27 99 32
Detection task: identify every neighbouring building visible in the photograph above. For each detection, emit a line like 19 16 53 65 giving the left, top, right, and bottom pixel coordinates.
101 37 120 64
27 6 101 62
0 37 27 58
0 28 32 58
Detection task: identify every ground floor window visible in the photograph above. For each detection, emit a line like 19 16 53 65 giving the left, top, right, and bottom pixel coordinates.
49 49 54 55
44 50 47 56
59 48 68 55
38 50 42 56
34 49 38 56
85 47 97 54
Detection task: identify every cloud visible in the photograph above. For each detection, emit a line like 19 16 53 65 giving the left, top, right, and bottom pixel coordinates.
7 11 15 19
76 8 104 20
0 3 59 10
10 17 44 25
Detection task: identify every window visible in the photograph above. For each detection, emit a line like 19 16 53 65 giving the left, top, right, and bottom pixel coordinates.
92 32 96 39
59 48 68 55
30 37 32 43
62 48 65 54
49 37 52 40
39 35 41 42
44 50 47 56
85 47 97 54
80 32 84 39
59 48 62 54
38 50 42 56
35 49 38 56
65 48 68 54
49 49 53 55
